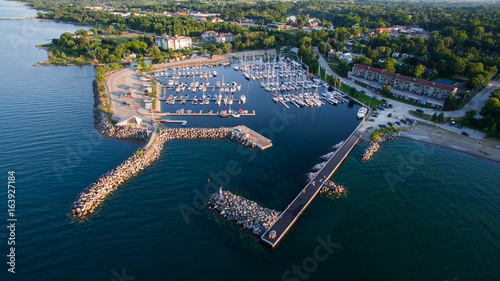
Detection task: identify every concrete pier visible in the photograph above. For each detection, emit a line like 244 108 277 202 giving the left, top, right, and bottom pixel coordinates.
261 129 363 247
233 125 272 150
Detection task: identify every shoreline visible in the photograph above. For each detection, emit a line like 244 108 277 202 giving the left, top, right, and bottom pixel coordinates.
399 124 500 163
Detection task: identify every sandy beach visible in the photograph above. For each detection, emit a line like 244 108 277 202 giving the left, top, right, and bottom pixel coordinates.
399 124 500 163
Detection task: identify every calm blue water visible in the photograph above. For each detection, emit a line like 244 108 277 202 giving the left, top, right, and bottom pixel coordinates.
0 0 37 18
1 2 499 280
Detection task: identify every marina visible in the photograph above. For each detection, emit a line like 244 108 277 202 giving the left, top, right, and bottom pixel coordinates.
137 55 354 123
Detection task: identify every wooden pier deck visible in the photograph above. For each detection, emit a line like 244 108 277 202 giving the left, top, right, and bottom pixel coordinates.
261 129 363 247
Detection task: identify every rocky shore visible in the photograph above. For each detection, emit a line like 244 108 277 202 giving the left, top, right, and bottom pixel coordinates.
320 181 347 198
361 133 397 162
207 191 280 236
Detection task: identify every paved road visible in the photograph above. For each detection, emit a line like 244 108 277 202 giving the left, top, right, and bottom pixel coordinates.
261 129 362 247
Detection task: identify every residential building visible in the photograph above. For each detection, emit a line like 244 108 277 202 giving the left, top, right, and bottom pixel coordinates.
348 64 457 108
267 22 286 30
201 31 236 43
155 35 192 51
216 33 236 43
290 47 299 56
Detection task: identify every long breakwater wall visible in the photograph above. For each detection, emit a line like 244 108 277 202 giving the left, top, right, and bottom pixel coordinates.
207 191 280 236
71 81 257 219
71 127 231 219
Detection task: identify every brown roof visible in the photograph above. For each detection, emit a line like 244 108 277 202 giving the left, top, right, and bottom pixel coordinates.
353 64 456 92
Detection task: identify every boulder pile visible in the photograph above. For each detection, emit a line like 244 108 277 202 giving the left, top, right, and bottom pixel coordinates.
207 191 280 236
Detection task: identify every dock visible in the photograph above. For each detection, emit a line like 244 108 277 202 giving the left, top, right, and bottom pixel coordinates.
161 119 187 126
164 110 256 117
261 129 363 247
279 100 290 109
233 125 273 150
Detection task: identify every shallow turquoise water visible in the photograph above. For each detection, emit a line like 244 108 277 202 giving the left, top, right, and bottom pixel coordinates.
0 3 499 280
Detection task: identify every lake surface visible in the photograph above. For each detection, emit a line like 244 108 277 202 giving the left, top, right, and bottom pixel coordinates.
1 2 499 280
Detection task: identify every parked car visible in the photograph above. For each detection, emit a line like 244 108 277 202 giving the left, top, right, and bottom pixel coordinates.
388 113 392 117
381 99 388 102
416 109 424 113
388 104 393 108
395 121 401 126
400 119 408 124
461 131 469 136
361 90 366 93
368 118 375 122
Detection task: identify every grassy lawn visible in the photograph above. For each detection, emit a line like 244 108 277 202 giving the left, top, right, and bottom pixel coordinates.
340 84 385 108
387 95 437 109
409 110 449 124
283 29 299 35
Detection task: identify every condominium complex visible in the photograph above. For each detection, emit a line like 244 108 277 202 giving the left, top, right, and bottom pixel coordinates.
348 64 458 108
155 35 192 51
201 31 236 43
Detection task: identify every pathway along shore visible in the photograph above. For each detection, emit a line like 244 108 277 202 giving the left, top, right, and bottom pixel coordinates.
71 81 263 219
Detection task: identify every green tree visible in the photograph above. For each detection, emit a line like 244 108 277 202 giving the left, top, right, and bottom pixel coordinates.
438 112 444 123
431 113 437 122
381 85 391 97
413 64 426 78
318 41 326 53
488 123 497 137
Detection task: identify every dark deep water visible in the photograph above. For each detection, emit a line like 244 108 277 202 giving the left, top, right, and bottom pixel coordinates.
1 2 499 280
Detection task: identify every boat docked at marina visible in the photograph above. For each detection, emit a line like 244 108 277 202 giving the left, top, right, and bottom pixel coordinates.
357 107 368 119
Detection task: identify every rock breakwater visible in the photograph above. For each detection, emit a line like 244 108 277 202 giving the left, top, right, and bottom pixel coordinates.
71 127 233 219
361 133 397 162
72 81 266 219
207 191 280 236
320 181 347 198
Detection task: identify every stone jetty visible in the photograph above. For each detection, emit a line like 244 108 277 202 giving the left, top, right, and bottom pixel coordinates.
332 140 345 151
361 141 382 161
306 171 317 182
320 181 347 198
320 151 336 161
312 161 327 172
71 81 265 219
361 133 397 162
207 191 280 236
71 127 236 219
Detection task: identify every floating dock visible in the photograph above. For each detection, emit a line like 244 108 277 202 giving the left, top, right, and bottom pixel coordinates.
164 110 256 117
233 125 273 150
161 119 187 126
261 129 363 247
